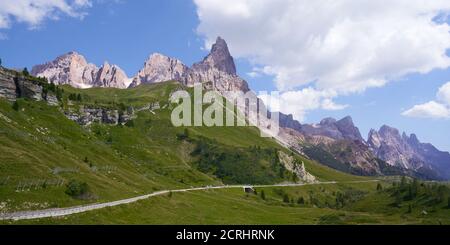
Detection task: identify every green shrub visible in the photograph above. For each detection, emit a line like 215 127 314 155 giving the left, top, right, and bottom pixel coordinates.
65 180 89 197
260 190 266 200
12 101 19 111
22 67 29 76
283 193 290 203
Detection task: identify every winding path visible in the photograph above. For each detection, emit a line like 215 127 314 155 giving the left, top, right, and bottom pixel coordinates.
0 180 378 221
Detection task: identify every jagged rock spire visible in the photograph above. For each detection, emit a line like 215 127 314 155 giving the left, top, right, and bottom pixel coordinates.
193 36 237 75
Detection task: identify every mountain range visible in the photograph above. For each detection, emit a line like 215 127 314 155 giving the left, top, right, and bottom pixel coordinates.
28 37 450 180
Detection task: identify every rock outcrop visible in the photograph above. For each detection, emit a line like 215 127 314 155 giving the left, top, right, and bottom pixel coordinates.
31 52 130 89
0 67 50 104
0 67 20 101
65 106 135 126
278 151 316 183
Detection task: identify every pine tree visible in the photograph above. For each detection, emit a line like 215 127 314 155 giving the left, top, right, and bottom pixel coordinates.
283 193 290 203
411 178 419 198
376 183 383 191
260 190 266 200
12 101 19 111
297 196 305 204
400 176 407 189
394 191 402 207
56 88 63 101
279 168 284 178
22 67 29 76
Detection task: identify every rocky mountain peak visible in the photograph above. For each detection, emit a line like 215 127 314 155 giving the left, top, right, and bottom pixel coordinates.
405 133 421 148
337 116 354 125
95 62 130 88
379 125 400 138
335 116 364 142
320 117 337 125
31 52 129 89
299 116 364 142
129 53 189 88
193 36 237 75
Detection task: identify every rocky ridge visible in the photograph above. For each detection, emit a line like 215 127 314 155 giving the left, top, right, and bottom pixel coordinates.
31 52 130 89
131 37 249 93
280 113 449 179
368 125 450 179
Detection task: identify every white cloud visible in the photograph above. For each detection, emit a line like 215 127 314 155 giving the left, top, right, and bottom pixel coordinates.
259 87 346 122
0 0 92 29
246 71 260 78
437 82 450 105
194 0 450 118
402 82 450 119
402 101 450 119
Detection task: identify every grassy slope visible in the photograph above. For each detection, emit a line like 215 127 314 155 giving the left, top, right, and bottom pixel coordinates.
0 81 360 214
1 81 449 224
10 182 450 225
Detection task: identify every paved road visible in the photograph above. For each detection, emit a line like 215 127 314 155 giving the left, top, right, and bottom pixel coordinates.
0 180 378 221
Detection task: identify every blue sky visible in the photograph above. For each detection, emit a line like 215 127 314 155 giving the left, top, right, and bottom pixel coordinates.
0 0 450 151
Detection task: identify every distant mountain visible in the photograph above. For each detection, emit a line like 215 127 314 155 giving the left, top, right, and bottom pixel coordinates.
368 125 450 180
280 113 449 179
300 116 364 142
31 52 131 89
280 115 382 175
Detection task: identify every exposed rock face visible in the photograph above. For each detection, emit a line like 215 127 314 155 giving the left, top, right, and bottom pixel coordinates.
278 151 316 183
31 52 130 89
65 106 135 126
368 125 423 170
45 93 59 106
130 53 189 88
129 37 249 93
300 116 364 142
0 67 19 101
31 52 98 88
279 113 303 132
368 125 450 179
0 67 47 103
16 78 43 101
193 37 237 75
94 62 130 88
